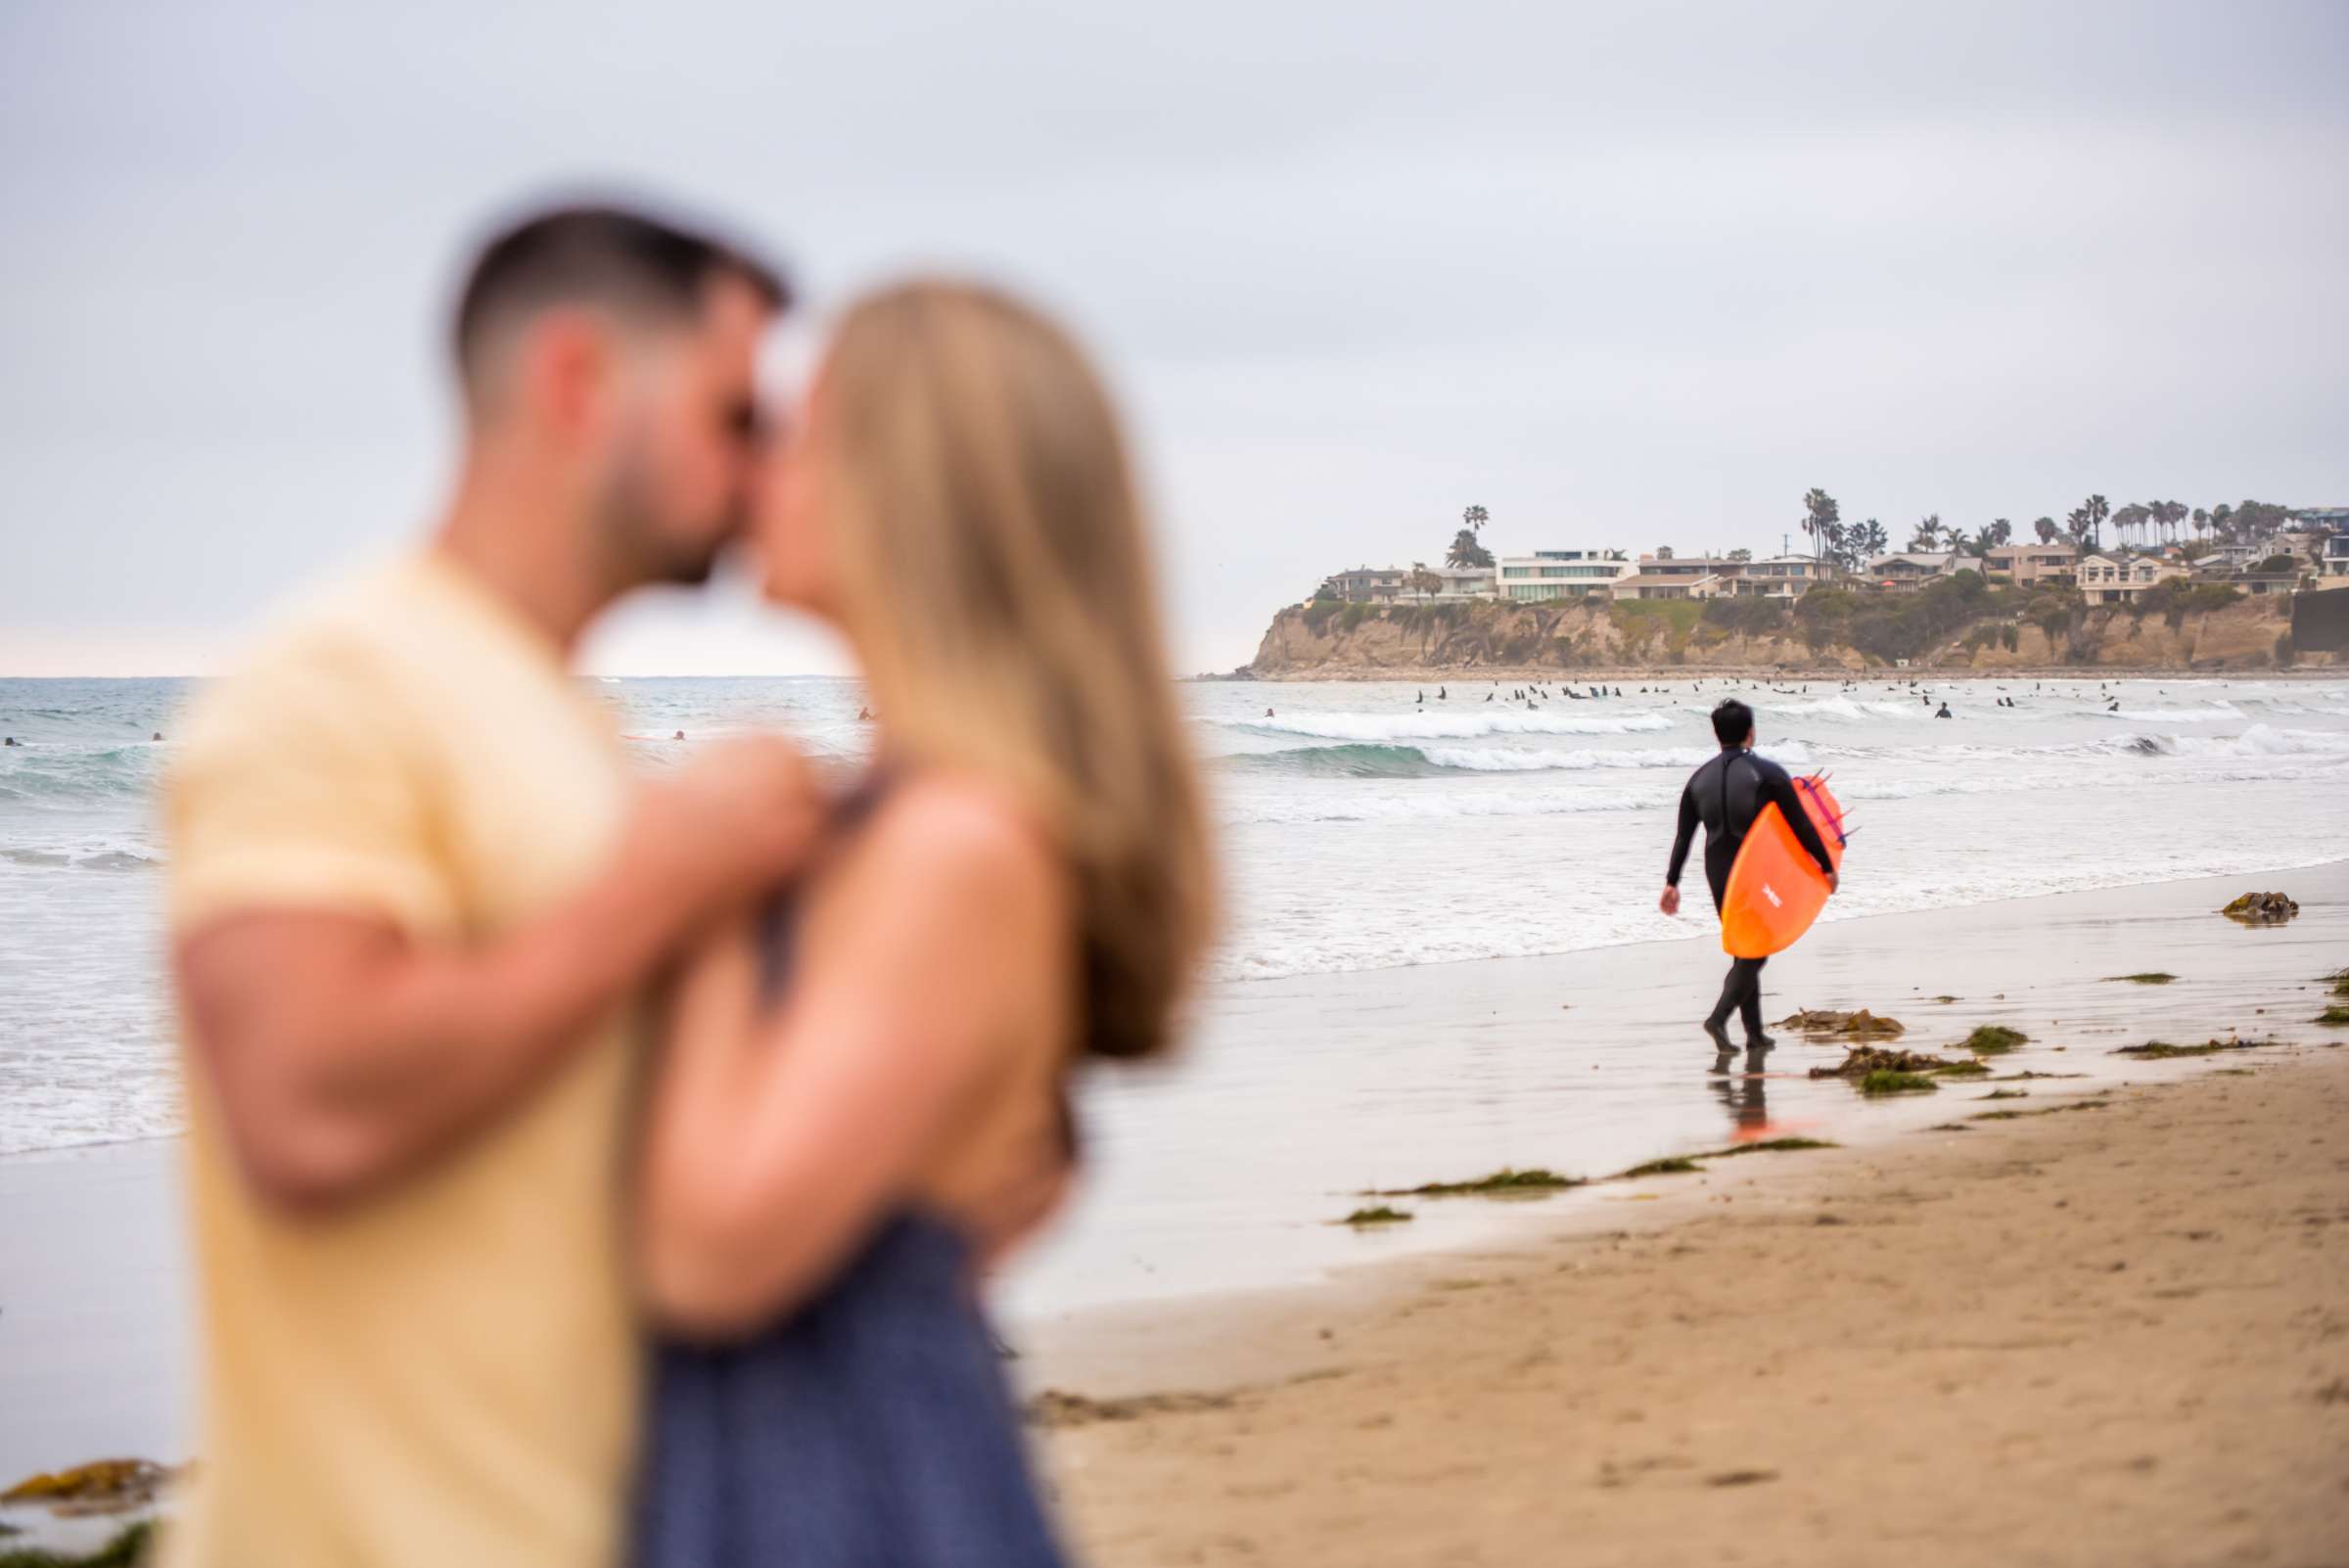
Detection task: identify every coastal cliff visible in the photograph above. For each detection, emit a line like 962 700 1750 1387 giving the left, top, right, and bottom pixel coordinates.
1247 590 2318 678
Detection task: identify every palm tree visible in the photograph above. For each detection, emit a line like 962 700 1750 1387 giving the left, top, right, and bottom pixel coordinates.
2034 516 2058 544
1462 504 1489 535
2087 494 2110 549
1990 518 2013 548
2191 506 2209 540
1406 562 1444 600
1907 514 1943 552
2154 499 2186 547
2111 502 2150 549
1444 529 1494 569
1801 488 1840 565
1857 518 1889 559
2065 506 2094 550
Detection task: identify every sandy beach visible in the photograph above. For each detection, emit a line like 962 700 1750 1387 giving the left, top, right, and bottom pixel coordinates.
3 864 2343 1559
1035 1047 2349 1566
1019 870 2349 1566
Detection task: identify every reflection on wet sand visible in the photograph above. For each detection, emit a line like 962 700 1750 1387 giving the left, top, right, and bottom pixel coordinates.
1710 1045 1774 1135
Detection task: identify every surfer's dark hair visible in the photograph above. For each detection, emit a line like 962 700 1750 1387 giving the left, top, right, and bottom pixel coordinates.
452 203 788 395
1711 699 1754 746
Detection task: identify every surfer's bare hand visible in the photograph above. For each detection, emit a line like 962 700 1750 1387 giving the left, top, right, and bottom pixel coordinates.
1659 884 1681 917
1824 870 1840 896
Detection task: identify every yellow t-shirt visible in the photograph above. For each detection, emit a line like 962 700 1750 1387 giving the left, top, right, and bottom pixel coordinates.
161 553 640 1568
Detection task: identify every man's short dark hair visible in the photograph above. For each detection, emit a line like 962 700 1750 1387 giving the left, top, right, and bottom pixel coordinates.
1711 698 1754 746
453 203 789 391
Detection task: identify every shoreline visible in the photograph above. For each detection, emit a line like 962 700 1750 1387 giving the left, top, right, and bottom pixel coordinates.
3 863 2344 1551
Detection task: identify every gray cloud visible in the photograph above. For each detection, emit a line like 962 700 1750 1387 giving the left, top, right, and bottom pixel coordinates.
3 0 2344 674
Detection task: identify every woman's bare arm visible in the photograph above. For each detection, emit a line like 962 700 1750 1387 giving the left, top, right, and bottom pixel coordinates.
636 777 1070 1341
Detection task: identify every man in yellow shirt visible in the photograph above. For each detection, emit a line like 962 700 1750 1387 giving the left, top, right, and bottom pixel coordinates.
162 206 810 1567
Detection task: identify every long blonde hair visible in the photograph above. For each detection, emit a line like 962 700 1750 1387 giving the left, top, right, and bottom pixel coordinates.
814 280 1214 1060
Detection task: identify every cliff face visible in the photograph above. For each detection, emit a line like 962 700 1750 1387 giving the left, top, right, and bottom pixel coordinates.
1247 597 2312 677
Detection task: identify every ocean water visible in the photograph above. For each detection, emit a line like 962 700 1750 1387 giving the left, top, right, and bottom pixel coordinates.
3 671 2346 1159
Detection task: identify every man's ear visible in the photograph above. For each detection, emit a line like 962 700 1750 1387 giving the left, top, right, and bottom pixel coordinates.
523 309 610 440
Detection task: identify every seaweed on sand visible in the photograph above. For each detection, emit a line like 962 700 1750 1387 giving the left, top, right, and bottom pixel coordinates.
2115 1038 2281 1059
1858 1070 1937 1095
0 1522 154 1568
1698 1137 1836 1158
1339 1206 1412 1226
2220 892 2298 925
2104 973 2178 985
1620 1156 1703 1176
1778 1008 1905 1038
1961 1026 2029 1054
2316 1005 2349 1027
1367 1168 1584 1198
1809 1045 1962 1079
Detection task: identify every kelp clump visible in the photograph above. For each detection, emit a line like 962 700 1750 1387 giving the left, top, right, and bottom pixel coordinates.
1779 1008 1906 1039
2116 1037 2280 1059
1368 1168 1584 1198
1809 1045 1962 1079
2220 892 2298 925
1858 1070 1937 1095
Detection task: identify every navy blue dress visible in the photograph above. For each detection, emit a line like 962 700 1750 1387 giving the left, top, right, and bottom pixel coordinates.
634 794 1070 1567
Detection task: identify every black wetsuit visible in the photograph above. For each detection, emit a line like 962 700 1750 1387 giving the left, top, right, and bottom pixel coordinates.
1666 747 1837 1042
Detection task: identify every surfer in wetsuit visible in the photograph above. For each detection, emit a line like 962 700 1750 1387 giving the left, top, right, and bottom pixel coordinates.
1661 699 1838 1053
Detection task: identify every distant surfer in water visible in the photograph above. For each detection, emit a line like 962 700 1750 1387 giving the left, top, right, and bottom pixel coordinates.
1661 699 1838 1053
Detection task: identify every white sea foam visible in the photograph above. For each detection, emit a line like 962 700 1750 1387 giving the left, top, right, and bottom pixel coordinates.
2101 703 2243 722
1767 696 1929 720
1238 709 1678 741
2160 724 2349 759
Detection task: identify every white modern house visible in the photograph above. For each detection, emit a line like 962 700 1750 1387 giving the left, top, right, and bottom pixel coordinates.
1863 551 1966 591
1427 566 1498 601
1317 566 1410 603
1984 541 2080 586
1495 549 1632 601
1612 553 1747 600
2323 531 2349 585
2076 554 2188 605
1735 555 1834 600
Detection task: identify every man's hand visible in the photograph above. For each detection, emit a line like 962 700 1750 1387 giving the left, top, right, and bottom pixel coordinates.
617 737 826 922
1659 883 1681 917
1824 869 1840 896
176 735 829 1218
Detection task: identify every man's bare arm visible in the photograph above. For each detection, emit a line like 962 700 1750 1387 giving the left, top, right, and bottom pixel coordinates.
176 739 823 1217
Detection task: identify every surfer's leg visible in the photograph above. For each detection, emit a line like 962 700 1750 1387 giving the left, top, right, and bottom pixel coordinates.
1738 956 1772 1045
1704 958 1743 1046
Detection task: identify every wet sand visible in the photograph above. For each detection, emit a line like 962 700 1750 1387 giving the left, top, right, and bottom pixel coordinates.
1032 1022 2349 1564
2 865 2343 1554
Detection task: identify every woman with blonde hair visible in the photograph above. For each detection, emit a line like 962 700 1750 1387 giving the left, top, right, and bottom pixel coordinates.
631 281 1214 1565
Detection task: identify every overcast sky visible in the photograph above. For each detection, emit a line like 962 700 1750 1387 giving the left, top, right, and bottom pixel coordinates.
3 0 2345 676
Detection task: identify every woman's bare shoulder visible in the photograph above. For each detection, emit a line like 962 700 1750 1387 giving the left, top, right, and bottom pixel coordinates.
829 772 1070 929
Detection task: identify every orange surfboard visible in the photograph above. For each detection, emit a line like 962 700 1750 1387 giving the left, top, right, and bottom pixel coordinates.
1720 774 1847 959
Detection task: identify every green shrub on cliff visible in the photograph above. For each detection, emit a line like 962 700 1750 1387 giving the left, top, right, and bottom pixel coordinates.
2134 578 2241 629
1700 596 1787 636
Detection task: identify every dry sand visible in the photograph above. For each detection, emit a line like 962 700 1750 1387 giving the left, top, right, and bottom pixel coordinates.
1036 1049 2349 1567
